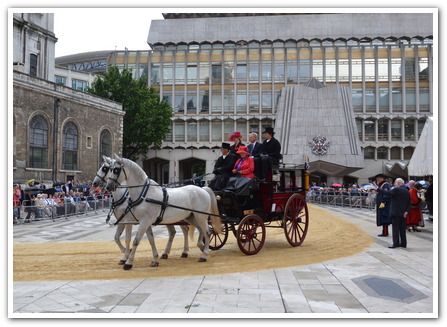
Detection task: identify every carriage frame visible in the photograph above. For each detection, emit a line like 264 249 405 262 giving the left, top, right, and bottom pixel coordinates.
208 163 310 255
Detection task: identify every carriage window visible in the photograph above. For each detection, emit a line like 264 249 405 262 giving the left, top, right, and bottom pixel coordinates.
100 129 112 158
29 115 48 168
62 122 78 170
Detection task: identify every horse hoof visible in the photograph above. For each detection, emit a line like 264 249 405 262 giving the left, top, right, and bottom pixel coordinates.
123 264 133 270
118 260 126 265
181 253 188 258
198 258 207 262
150 261 159 267
161 254 168 259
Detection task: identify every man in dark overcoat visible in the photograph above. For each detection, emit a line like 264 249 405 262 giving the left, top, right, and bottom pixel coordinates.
374 173 392 237
377 178 412 248
259 127 281 181
209 143 237 191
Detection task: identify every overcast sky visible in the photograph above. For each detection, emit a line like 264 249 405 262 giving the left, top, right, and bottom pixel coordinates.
53 8 164 57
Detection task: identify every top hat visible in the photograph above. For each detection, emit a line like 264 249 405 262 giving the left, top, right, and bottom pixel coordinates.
236 146 250 155
374 173 386 179
221 142 231 150
262 127 275 135
229 131 243 142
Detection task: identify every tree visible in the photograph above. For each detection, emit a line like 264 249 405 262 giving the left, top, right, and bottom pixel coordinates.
87 66 172 161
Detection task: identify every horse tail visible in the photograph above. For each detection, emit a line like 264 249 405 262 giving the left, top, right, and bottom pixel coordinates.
188 224 195 241
203 186 222 234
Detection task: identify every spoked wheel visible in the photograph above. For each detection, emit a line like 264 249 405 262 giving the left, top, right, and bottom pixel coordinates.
237 214 266 255
283 194 309 246
208 222 229 250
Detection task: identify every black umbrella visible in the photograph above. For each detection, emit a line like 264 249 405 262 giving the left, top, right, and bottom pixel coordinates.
25 186 40 191
53 181 65 187
13 181 24 185
42 187 56 195
73 184 92 190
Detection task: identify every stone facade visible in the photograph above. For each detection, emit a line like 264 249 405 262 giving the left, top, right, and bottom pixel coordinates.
13 71 124 183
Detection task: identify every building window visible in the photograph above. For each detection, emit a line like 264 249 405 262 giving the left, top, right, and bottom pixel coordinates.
404 119 415 141
72 79 88 92
391 119 402 141
29 115 48 168
403 147 414 160
352 88 363 112
151 64 160 85
390 147 401 160
364 120 375 141
186 120 197 142
199 120 209 142
211 120 222 141
364 147 375 160
30 53 38 77
62 122 78 170
419 88 430 112
86 136 92 149
378 119 389 141
55 75 67 86
100 130 112 158
174 120 185 142
377 147 388 160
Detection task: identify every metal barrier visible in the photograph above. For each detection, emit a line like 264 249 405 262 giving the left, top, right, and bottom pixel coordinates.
306 190 377 211
13 196 113 224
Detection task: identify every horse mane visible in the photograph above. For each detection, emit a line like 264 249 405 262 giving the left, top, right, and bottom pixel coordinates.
122 158 159 186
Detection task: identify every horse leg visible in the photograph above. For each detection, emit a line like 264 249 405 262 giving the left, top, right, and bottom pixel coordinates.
180 225 189 258
119 224 133 265
124 220 154 270
145 226 160 267
114 224 126 253
161 225 176 259
195 215 211 262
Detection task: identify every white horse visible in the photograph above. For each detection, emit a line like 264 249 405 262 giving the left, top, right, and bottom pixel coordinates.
105 154 221 270
92 156 191 265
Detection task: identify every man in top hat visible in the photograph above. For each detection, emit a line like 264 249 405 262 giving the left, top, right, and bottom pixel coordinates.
209 142 237 191
373 173 392 237
259 127 282 181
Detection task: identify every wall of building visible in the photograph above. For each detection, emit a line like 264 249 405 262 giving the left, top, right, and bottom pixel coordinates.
13 71 125 183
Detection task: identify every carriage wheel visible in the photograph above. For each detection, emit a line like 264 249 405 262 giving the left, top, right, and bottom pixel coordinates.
209 222 229 250
283 194 309 246
237 214 266 255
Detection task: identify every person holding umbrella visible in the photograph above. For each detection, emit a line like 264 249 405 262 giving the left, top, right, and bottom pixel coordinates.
23 186 37 223
373 174 392 237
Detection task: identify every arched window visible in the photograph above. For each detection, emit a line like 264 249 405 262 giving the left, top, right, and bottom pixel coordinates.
29 115 48 168
100 129 112 159
62 122 78 170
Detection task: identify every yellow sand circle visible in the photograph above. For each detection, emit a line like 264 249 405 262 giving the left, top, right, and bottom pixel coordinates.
13 205 373 281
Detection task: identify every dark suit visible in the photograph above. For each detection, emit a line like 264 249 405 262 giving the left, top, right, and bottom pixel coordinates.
210 153 237 191
259 137 282 180
247 142 262 157
378 185 411 247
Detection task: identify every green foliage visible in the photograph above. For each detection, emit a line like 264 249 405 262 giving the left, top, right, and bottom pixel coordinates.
87 66 172 160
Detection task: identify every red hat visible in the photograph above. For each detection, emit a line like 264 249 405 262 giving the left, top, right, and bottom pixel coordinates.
229 131 243 142
236 146 250 155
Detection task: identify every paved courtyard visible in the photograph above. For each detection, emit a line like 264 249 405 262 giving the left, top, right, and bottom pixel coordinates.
11 205 436 317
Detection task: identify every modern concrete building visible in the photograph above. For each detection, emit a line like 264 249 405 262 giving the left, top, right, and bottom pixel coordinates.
103 12 434 185
12 13 124 184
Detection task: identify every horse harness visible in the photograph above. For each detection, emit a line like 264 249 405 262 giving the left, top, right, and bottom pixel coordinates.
110 177 169 226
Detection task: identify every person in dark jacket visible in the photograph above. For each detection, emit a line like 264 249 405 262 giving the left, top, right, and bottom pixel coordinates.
259 127 282 181
247 132 262 158
209 143 237 191
376 178 411 248
425 177 433 221
23 189 36 223
374 174 392 237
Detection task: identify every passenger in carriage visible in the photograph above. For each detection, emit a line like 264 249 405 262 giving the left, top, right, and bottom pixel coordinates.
209 142 237 191
232 146 255 179
229 131 245 159
247 132 262 158
259 127 282 181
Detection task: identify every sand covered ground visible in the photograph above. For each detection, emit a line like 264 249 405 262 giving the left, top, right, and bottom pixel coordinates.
13 205 374 282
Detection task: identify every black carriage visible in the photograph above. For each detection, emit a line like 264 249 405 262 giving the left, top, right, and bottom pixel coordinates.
209 163 309 255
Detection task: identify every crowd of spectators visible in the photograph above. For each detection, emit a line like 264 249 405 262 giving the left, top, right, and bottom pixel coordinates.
12 180 113 224
306 184 377 209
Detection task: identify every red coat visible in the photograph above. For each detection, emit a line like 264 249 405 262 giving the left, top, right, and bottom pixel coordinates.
406 188 422 225
233 157 255 179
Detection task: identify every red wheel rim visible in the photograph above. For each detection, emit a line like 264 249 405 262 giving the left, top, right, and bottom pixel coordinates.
237 215 266 255
209 223 229 250
284 194 309 246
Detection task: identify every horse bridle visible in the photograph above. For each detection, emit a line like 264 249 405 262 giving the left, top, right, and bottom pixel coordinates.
95 164 111 185
107 163 128 191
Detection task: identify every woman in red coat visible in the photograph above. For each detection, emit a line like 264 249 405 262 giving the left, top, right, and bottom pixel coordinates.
406 183 423 232
232 146 255 179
